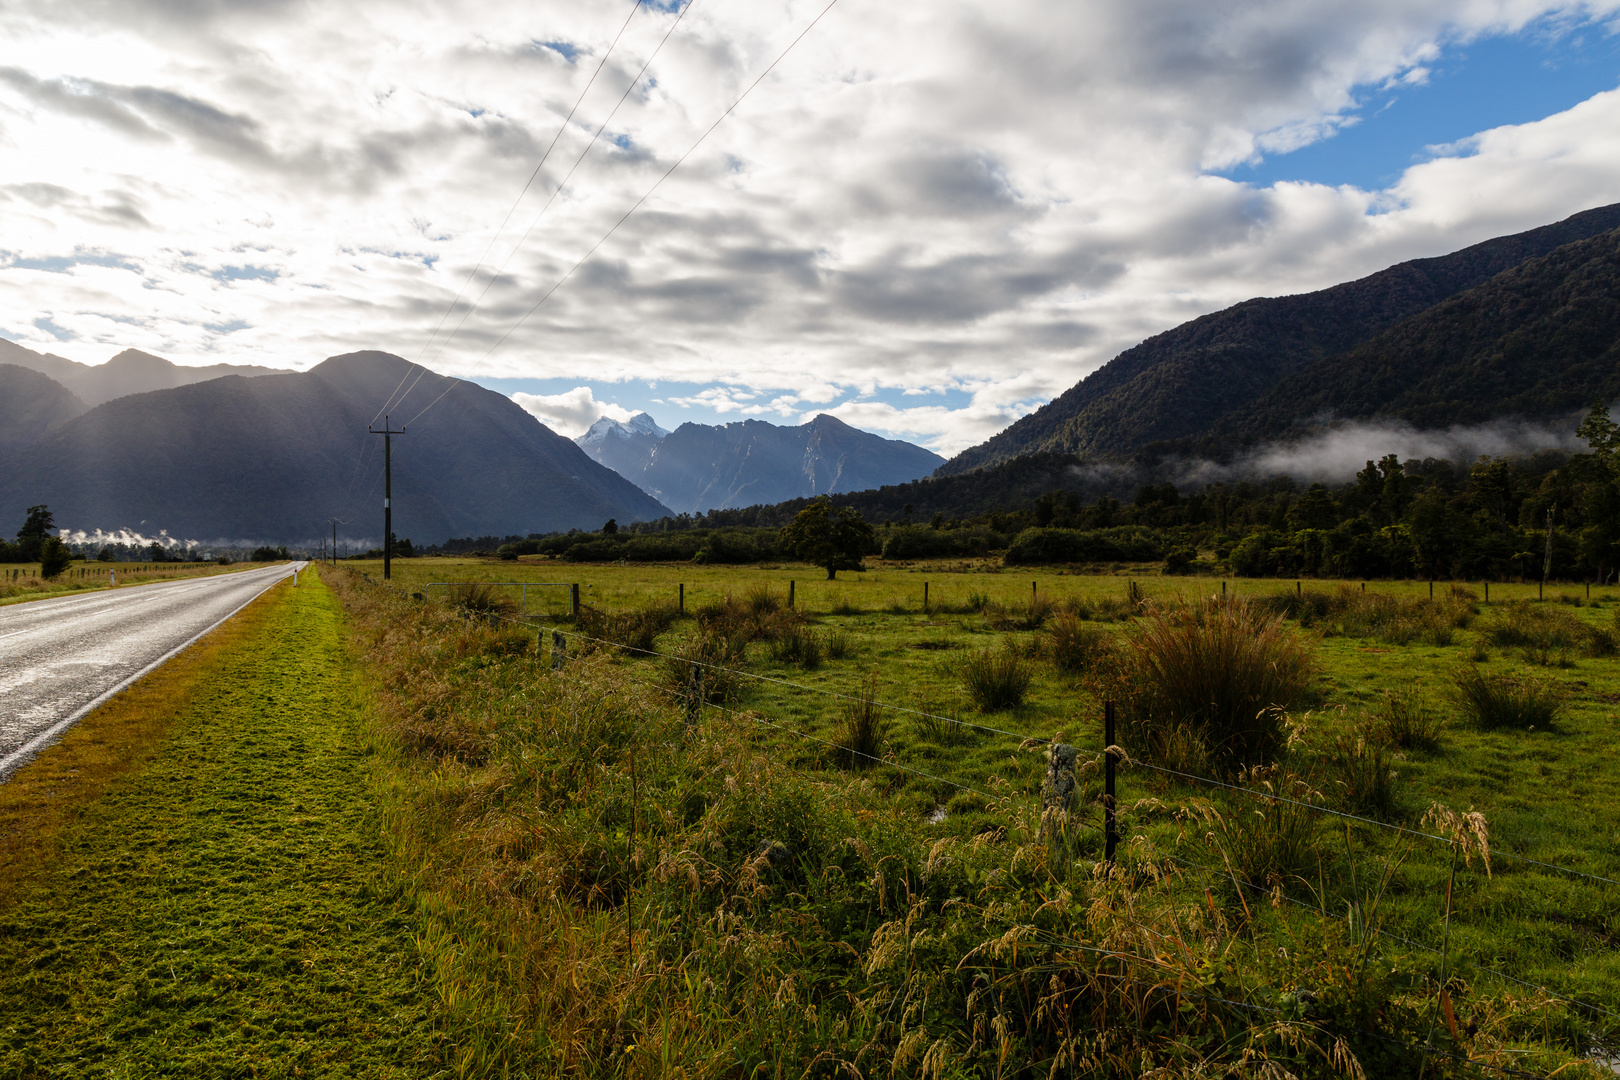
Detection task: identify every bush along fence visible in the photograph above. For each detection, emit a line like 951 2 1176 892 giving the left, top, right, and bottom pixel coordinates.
354 568 1619 1075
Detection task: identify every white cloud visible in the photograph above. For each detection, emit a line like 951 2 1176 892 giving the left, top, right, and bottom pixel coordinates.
511 386 632 437
1 0 1619 458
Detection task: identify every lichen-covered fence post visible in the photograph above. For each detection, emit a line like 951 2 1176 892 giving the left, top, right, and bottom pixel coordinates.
1042 741 1079 874
551 631 566 672
685 664 701 732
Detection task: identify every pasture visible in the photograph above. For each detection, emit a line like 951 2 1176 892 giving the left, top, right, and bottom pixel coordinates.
335 554 1620 1073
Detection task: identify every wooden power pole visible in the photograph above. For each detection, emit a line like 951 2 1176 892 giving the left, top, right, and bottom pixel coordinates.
368 417 405 580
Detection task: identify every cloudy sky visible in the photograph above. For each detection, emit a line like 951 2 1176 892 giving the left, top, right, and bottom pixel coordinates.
3 0 1620 456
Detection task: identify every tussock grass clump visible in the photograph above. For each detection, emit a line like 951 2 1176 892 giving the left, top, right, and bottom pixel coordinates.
985 593 1054 631
743 581 783 615
1322 733 1400 821
957 646 1033 711
445 581 517 619
768 625 825 670
1454 668 1562 730
1199 766 1323 891
1484 601 1587 651
828 597 863 616
825 628 852 660
576 601 679 654
662 630 748 704
697 593 803 643
1045 612 1110 675
1089 596 1317 771
1369 691 1443 751
830 676 890 768
1263 585 1473 645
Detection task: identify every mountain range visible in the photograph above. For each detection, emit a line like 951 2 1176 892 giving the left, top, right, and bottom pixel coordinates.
0 350 669 543
0 338 291 406
941 202 1620 474
575 412 945 515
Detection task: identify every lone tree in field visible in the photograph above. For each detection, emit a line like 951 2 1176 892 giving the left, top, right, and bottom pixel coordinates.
16 504 54 563
780 497 873 579
39 537 72 579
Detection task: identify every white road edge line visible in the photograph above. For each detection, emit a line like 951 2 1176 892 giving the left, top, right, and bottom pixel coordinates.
0 563 305 784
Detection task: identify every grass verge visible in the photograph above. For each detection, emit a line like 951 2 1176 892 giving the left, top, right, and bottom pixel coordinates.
0 569 442 1077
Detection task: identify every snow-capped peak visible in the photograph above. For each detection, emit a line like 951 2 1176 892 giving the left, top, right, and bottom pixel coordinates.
577 412 667 450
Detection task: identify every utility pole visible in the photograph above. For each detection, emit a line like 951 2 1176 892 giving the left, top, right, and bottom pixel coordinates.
328 518 346 568
368 417 404 580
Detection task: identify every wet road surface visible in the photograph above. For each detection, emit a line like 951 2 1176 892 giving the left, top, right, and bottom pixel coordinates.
0 563 305 780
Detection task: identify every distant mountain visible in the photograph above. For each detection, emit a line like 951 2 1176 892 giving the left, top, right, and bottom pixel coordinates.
0 364 87 455
1199 225 1620 449
577 413 669 480
0 351 671 543
576 413 945 515
0 339 292 405
940 202 1620 474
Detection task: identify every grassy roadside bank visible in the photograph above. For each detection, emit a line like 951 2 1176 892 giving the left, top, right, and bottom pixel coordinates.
0 570 443 1077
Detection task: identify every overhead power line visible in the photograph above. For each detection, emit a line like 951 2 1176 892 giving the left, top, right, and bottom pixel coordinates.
368 0 649 427
404 0 843 429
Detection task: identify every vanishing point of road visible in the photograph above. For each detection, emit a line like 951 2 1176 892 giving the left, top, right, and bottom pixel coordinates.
0 563 305 781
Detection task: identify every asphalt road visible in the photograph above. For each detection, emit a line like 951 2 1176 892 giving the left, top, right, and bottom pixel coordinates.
0 562 306 781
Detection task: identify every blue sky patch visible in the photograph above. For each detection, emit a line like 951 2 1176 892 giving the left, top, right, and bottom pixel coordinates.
213 264 279 282
1222 20 1620 191
5 251 142 274
536 39 581 63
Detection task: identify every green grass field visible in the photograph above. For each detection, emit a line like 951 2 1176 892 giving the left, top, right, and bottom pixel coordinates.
372 557 1620 1019
314 557 1620 1075
0 570 443 1077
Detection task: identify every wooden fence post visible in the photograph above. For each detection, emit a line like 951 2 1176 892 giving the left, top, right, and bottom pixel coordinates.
551 631 566 671
570 583 580 617
788 580 795 609
679 582 684 613
1104 700 1118 865
1041 741 1079 874
923 581 929 613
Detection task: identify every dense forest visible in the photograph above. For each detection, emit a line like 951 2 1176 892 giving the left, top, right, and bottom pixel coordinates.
459 405 1620 583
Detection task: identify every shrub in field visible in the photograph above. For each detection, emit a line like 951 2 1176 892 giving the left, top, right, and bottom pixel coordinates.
768 626 825 670
1199 766 1323 890
957 646 1033 711
830 676 890 768
1045 612 1110 675
1370 691 1442 751
1088 596 1317 771
1322 734 1399 820
1454 668 1561 730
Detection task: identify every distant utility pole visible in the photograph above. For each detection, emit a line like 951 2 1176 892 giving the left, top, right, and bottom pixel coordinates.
367 417 404 580
328 518 346 568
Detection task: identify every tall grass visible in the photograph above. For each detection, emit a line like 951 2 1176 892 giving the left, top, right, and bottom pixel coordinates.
830 675 890 768
956 646 1033 711
1199 766 1323 891
1369 691 1443 751
1045 612 1110 675
1454 668 1562 730
1323 733 1400 821
1089 595 1318 771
